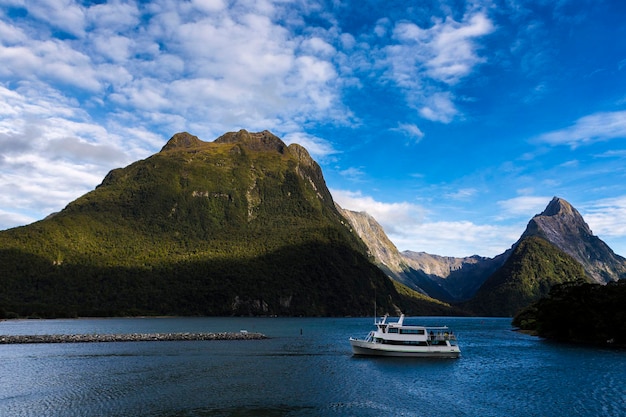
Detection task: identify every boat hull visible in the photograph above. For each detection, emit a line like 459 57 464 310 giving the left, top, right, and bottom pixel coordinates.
350 338 460 358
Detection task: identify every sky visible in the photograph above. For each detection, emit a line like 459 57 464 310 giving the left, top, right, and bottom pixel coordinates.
1 0 626 258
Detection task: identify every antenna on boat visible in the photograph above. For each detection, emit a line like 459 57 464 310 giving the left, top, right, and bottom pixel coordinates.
374 291 377 324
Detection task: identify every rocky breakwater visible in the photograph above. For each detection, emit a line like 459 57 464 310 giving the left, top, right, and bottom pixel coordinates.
0 332 267 344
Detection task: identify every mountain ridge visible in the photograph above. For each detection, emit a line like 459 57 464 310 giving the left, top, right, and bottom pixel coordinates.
343 196 625 316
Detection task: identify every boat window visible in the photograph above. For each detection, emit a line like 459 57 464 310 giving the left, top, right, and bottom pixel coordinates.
382 340 429 346
399 329 425 335
388 328 399 333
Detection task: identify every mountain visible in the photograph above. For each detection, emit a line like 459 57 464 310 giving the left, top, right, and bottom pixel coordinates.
335 208 419 288
342 196 624 317
337 207 505 303
0 130 438 318
333 206 464 315
400 251 507 302
463 236 589 316
521 197 626 284
462 197 626 316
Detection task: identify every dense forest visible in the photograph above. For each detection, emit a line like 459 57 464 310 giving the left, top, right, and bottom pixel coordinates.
461 236 589 316
513 280 626 346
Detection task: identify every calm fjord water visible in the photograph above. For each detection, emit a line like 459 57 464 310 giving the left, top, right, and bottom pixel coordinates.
0 317 624 416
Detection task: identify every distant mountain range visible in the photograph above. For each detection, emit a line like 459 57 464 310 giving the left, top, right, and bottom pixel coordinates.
342 196 626 316
1 130 624 318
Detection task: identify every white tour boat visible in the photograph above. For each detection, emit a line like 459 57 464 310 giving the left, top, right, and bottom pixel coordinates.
349 314 460 358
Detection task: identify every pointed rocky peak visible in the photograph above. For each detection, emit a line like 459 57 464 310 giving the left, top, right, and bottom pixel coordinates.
523 196 592 240
521 196 626 283
214 129 287 154
540 196 579 219
160 132 205 152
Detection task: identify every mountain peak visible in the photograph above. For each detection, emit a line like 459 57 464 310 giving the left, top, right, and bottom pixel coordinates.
215 129 287 153
524 196 591 239
160 132 204 152
521 197 626 283
540 196 576 217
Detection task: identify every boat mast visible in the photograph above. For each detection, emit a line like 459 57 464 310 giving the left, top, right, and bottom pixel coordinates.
374 291 377 324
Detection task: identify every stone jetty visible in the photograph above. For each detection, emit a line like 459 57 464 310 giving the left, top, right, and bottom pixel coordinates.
0 332 267 344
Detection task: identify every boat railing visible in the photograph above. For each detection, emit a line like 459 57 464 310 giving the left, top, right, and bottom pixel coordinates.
428 331 457 342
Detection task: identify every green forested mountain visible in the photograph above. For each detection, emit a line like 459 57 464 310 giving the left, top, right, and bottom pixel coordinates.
462 236 589 317
0 130 449 318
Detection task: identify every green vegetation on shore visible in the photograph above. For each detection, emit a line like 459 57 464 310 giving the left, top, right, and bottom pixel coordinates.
513 280 626 346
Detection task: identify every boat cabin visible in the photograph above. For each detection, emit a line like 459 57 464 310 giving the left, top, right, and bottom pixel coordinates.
366 314 457 347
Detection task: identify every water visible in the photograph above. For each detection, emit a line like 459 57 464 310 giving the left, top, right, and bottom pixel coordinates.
0 317 624 416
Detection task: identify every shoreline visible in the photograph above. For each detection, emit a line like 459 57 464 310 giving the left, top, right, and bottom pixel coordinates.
0 332 267 344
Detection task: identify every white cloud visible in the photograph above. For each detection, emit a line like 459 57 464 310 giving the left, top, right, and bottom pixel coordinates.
579 196 626 256
582 196 626 238
0 81 154 229
446 188 478 200
190 0 227 13
374 18 390 37
301 36 337 57
385 11 494 86
392 220 521 258
92 35 133 63
25 0 87 37
537 110 626 148
332 189 521 257
393 123 425 142
282 132 338 160
419 92 458 123
377 10 493 123
497 195 553 218
332 189 426 231
421 13 494 84
0 0 360 230
0 37 100 91
338 167 366 182
0 208 35 230
86 1 141 32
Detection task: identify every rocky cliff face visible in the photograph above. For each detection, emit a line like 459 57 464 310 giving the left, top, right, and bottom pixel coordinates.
335 206 408 273
521 197 626 283
337 206 500 302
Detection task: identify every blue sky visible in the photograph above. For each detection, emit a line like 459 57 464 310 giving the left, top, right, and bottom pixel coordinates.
1 0 626 258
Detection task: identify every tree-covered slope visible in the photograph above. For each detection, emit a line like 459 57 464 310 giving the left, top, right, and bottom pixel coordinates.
462 236 589 317
0 130 423 318
513 280 626 347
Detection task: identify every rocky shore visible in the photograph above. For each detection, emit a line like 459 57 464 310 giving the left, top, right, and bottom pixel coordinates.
0 332 267 344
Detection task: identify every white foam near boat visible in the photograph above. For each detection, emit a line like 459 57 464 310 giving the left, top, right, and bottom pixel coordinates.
349 314 460 358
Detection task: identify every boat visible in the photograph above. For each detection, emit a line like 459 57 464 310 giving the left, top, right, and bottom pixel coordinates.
349 314 460 358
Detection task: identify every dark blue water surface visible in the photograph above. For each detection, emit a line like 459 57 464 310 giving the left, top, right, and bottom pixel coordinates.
0 317 624 416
